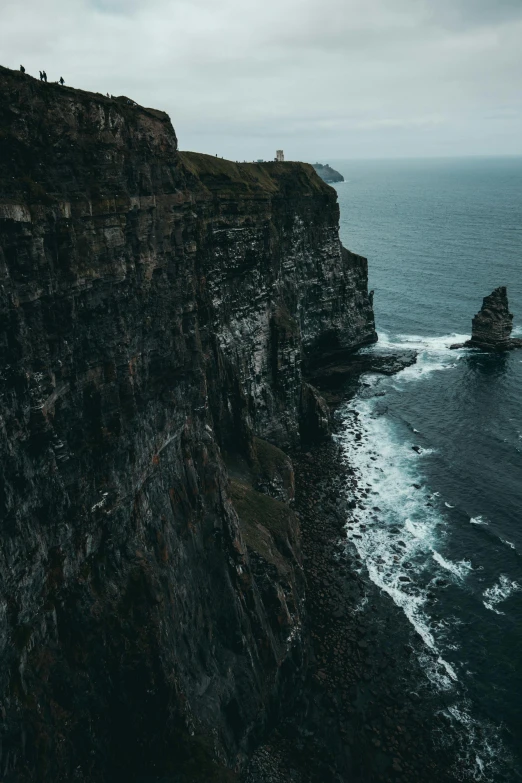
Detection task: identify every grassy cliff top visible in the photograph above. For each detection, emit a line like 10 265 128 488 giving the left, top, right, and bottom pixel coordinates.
0 63 333 205
0 64 170 123
180 151 332 198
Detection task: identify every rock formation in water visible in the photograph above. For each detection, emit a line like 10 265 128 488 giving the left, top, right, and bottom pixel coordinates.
450 287 522 351
0 65 376 782
312 163 344 184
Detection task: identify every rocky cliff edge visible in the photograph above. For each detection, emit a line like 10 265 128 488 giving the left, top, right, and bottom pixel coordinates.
0 65 376 781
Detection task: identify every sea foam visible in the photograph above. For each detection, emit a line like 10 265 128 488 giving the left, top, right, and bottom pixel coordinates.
483 574 521 615
338 331 508 780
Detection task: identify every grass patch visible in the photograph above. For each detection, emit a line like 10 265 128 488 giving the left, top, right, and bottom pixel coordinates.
253 437 291 481
179 152 328 198
230 478 294 573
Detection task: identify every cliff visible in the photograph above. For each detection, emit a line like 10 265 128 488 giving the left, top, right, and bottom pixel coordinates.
311 164 344 184
0 65 376 782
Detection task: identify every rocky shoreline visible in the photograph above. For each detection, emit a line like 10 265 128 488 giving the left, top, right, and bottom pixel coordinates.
243 381 473 783
308 348 418 405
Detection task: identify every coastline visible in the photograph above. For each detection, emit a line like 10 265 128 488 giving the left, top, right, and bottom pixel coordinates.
244 388 469 783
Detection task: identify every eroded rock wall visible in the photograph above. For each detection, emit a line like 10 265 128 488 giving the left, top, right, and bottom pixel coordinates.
469 286 515 350
0 65 375 781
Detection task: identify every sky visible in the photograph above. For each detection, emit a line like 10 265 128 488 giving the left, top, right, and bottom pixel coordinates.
1 0 522 160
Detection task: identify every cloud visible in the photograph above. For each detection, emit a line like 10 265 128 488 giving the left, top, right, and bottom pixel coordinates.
1 0 521 159
425 0 522 30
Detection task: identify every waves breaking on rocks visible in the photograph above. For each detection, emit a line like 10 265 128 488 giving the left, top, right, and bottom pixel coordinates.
336 332 513 781
483 575 521 615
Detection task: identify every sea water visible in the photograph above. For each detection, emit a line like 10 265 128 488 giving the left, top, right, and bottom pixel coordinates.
332 157 522 781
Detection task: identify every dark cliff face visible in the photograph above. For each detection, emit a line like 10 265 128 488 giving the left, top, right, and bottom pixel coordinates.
0 66 375 781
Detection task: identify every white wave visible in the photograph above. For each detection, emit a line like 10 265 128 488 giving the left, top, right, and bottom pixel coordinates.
377 332 470 352
366 563 436 650
337 397 468 686
417 650 457 691
438 655 458 681
483 574 521 615
353 594 369 613
367 331 470 386
399 359 454 382
501 539 516 550
414 446 437 456
338 330 511 782
405 518 431 539
432 552 472 579
470 516 488 526
445 502 455 508
444 702 505 782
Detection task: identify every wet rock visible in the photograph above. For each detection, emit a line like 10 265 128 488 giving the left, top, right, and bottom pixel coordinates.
450 286 522 351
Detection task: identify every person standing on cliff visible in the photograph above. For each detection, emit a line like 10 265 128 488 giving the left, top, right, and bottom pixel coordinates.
20 65 25 73
39 70 43 81
59 77 64 86
42 71 48 82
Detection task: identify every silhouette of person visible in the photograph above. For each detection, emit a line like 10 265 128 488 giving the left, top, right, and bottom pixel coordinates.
59 77 64 86
43 71 47 82
20 65 25 73
39 71 43 81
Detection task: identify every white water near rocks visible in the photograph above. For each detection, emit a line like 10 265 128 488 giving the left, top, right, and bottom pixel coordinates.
337 333 511 781
333 156 522 782
483 575 521 615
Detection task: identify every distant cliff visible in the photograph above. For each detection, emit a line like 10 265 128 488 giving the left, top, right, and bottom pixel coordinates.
0 64 375 782
312 163 344 183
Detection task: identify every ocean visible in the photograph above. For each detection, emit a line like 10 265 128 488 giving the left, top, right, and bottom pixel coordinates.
331 157 522 781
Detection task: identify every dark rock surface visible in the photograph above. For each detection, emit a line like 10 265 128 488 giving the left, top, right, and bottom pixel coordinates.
450 287 522 351
242 440 463 783
0 64 375 782
309 349 417 405
311 164 344 184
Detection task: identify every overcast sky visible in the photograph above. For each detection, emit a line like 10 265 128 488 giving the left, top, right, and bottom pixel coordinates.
2 0 522 160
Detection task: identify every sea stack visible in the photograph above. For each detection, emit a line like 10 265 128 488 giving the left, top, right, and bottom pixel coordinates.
470 286 514 349
451 287 522 351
